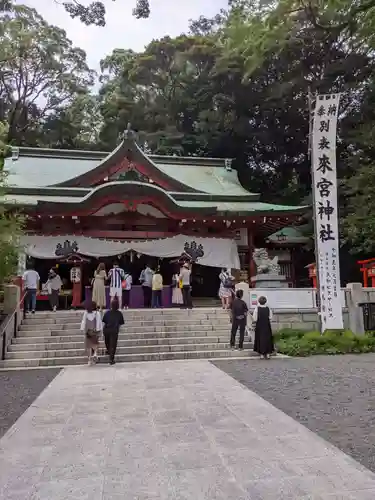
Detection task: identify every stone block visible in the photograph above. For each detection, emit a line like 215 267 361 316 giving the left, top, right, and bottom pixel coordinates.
3 284 20 314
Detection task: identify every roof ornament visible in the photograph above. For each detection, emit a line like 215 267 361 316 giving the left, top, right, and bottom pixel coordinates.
123 122 135 140
224 158 233 171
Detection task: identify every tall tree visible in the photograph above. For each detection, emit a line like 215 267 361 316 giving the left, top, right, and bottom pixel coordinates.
224 0 375 75
61 0 150 26
0 121 23 284
0 4 94 144
40 94 103 150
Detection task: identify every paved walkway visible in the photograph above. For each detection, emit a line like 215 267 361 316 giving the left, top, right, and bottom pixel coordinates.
1 361 375 499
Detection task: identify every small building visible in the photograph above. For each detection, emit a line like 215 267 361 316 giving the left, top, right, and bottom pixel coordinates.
3 130 306 305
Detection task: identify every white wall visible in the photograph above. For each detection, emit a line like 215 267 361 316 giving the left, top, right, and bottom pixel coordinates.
236 285 347 310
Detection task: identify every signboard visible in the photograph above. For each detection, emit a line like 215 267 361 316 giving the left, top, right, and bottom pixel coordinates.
312 94 343 330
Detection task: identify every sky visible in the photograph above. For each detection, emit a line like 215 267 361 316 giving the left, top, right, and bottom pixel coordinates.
21 0 228 70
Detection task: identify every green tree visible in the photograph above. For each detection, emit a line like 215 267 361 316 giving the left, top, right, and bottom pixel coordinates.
40 94 103 150
0 121 24 284
0 4 94 144
97 26 373 202
224 0 375 75
61 0 150 26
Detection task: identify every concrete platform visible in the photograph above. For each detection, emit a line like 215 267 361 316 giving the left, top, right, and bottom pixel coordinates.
1 360 375 499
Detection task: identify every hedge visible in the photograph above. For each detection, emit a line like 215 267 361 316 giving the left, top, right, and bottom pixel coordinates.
274 328 375 357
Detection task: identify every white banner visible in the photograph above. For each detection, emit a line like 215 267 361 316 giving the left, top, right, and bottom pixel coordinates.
20 234 241 270
312 94 343 330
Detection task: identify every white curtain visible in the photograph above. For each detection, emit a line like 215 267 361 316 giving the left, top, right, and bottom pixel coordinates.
20 234 241 269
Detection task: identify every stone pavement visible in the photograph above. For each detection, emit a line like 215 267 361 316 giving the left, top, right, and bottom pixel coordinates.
1 361 375 499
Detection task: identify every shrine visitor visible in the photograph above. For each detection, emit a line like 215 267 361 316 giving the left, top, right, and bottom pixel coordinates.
80 300 102 365
122 269 133 309
219 268 235 310
230 289 248 350
253 296 274 360
152 268 163 308
139 263 154 308
108 261 125 309
102 299 124 365
179 262 192 309
47 268 62 312
171 268 183 306
22 264 40 314
92 262 107 310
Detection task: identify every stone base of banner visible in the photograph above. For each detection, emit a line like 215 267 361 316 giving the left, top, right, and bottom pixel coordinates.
251 274 288 289
346 283 366 335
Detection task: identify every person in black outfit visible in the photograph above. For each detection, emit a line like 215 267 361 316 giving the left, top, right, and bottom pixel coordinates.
253 295 274 359
102 299 124 365
230 289 248 350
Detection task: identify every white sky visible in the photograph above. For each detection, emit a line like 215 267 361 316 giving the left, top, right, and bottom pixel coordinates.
21 0 228 70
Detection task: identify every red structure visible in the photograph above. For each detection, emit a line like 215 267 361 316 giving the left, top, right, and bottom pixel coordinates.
357 258 375 287
4 128 307 301
306 263 317 288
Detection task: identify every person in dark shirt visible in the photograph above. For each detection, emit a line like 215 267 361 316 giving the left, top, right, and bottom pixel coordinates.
252 295 274 359
230 289 248 350
102 299 124 365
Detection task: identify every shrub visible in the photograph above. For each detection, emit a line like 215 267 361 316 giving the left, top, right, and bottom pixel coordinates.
275 329 375 357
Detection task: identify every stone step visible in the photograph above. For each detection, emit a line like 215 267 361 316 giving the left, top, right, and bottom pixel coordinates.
9 335 233 351
6 341 253 360
22 309 228 321
20 316 230 328
0 348 256 368
18 320 230 337
13 330 232 344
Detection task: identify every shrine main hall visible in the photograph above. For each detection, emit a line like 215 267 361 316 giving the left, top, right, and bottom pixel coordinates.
3 129 307 302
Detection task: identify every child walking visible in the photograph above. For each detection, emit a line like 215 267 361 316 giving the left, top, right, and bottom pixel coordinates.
102 299 124 365
253 296 274 359
80 301 102 365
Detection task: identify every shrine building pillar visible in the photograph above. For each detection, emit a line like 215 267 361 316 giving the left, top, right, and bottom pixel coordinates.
247 226 256 286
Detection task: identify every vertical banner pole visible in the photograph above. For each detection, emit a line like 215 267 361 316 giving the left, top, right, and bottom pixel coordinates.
311 94 343 331
308 90 322 326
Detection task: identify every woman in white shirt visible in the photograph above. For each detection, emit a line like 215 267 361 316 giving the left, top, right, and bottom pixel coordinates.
218 268 234 310
80 301 103 365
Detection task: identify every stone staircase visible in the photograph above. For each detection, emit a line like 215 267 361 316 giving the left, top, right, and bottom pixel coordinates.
0 308 255 368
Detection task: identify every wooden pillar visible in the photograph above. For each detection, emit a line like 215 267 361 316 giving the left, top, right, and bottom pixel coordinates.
247 226 256 287
290 247 296 287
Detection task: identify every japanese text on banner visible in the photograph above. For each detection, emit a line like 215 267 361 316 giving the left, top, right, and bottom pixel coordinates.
312 94 343 330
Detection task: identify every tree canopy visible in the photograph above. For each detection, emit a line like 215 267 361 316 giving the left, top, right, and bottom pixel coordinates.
61 0 150 26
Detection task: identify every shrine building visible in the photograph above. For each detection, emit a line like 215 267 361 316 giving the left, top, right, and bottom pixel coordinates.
3 129 308 305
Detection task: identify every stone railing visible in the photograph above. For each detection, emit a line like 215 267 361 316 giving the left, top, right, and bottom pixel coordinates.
1 285 25 360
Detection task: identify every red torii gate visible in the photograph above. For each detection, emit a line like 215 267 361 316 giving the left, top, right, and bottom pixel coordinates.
357 258 375 288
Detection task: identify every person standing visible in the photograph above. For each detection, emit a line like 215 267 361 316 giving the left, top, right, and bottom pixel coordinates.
47 268 62 312
22 264 40 314
102 299 124 365
179 262 192 309
80 300 102 365
152 268 163 308
92 263 107 310
108 261 125 309
253 296 274 359
122 270 133 309
218 268 235 310
139 264 154 308
230 289 248 350
171 269 183 307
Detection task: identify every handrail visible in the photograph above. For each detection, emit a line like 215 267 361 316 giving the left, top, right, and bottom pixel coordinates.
1 289 27 361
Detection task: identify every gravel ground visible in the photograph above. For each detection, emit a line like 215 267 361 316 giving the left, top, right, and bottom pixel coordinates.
0 369 61 439
213 355 375 473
